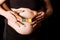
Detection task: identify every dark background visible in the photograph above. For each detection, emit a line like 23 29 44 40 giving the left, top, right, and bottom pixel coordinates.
0 0 59 40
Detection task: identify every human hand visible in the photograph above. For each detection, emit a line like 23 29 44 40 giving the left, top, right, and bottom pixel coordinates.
32 11 45 28
11 8 44 30
6 11 34 35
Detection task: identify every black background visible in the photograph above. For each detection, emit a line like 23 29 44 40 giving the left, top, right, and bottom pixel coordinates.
0 0 59 40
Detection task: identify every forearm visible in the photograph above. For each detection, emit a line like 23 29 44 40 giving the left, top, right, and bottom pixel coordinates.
0 7 8 18
44 0 53 18
0 7 6 17
0 0 11 17
2 2 11 11
45 7 53 18
0 7 12 20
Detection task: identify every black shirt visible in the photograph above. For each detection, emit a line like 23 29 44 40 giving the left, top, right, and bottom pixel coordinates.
9 0 36 9
6 0 45 11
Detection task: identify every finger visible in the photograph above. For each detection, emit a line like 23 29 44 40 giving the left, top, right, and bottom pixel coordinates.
16 21 24 27
33 23 37 28
17 20 24 25
34 11 43 17
36 15 44 21
32 12 44 21
32 20 40 28
32 14 44 22
32 16 44 25
36 12 44 18
10 11 24 19
32 19 42 28
10 11 24 25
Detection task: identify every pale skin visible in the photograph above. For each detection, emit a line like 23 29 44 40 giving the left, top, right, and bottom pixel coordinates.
0 2 37 35
8 8 38 35
11 8 37 18
0 0 5 4
0 0 53 35
0 7 34 35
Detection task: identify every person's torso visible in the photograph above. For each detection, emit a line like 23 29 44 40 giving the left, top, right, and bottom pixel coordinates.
3 0 45 40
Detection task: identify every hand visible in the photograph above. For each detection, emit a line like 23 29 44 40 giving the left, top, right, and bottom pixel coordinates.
6 11 33 35
5 11 24 34
32 11 45 28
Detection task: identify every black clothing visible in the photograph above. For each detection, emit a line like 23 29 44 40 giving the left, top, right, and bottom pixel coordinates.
6 0 45 11
0 16 5 40
3 23 41 40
